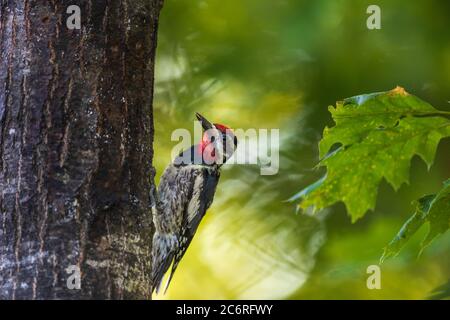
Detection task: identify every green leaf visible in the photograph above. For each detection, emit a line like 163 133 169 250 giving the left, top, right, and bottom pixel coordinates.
293 86 450 222
381 179 450 262
427 279 450 300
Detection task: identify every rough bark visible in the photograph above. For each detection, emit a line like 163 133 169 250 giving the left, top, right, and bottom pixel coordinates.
0 0 163 299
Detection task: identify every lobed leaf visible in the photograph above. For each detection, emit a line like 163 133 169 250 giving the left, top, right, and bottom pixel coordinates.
293 87 450 222
381 179 450 261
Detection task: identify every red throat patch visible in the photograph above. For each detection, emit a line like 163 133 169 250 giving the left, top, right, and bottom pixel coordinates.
198 124 232 163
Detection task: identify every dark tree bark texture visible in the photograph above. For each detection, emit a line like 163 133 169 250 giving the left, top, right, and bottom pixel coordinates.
0 0 163 299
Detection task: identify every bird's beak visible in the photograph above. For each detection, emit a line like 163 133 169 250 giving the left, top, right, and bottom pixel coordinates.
196 112 214 130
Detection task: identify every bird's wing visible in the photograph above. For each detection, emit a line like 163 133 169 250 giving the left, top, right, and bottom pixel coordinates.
186 168 220 233
163 167 220 293
153 164 198 294
156 163 197 233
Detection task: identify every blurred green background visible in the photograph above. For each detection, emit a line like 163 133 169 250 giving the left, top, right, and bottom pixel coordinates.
153 0 450 299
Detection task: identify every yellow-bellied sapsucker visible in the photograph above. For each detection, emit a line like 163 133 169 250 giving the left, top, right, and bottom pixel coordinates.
152 113 238 294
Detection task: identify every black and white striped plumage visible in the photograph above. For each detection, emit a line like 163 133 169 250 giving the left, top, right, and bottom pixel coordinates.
151 114 237 294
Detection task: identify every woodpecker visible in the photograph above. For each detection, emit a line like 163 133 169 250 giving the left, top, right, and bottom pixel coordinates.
152 113 238 294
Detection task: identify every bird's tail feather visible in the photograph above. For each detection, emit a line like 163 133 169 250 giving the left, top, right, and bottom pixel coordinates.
151 232 177 295
163 260 180 294
163 236 192 294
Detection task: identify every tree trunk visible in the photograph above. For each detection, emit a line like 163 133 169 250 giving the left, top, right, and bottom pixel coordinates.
0 0 163 299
